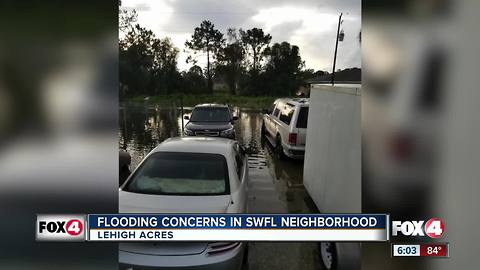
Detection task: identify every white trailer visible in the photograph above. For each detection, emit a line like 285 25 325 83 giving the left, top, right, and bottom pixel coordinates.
303 84 361 270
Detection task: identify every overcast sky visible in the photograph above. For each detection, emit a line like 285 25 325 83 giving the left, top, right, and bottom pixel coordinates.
121 0 361 72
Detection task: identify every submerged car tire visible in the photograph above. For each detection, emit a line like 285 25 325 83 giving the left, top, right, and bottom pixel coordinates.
319 242 337 270
275 135 285 159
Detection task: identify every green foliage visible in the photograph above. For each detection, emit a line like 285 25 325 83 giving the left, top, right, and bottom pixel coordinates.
215 28 246 95
119 18 358 101
240 28 272 71
119 7 137 32
120 24 180 99
262 42 304 96
185 20 224 94
180 65 208 94
130 94 276 109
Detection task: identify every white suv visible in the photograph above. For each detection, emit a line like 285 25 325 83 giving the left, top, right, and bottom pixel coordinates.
262 98 309 159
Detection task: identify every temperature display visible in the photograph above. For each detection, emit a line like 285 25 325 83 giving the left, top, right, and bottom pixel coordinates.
392 243 449 257
420 243 449 257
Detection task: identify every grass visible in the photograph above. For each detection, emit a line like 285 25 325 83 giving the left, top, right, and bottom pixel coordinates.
128 94 277 109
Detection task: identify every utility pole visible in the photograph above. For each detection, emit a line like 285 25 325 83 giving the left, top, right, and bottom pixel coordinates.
331 13 343 86
180 95 184 134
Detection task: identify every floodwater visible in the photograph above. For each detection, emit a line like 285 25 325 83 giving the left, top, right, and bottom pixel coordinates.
119 104 323 270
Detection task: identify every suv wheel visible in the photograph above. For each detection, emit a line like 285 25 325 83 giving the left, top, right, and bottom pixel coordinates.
275 135 285 159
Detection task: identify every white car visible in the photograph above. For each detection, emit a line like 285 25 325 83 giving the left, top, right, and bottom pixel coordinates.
262 98 309 159
119 137 248 270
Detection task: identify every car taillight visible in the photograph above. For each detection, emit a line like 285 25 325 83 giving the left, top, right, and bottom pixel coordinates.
389 133 413 161
207 242 241 255
288 133 297 145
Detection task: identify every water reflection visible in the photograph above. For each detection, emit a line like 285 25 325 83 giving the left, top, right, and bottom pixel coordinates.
119 104 183 167
118 104 311 214
118 104 320 269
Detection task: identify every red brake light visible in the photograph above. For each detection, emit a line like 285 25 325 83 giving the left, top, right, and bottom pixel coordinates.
390 133 413 161
288 133 297 145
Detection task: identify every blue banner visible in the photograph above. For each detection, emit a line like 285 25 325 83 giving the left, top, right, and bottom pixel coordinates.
89 214 387 230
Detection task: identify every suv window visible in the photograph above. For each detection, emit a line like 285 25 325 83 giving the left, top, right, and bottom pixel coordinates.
269 103 277 115
279 104 295 125
296 107 309 128
273 104 281 118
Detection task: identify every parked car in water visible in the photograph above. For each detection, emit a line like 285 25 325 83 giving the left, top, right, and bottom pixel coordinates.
184 104 237 139
119 137 248 270
261 98 309 159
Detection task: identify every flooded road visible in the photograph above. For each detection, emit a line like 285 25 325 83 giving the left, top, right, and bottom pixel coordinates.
119 104 322 270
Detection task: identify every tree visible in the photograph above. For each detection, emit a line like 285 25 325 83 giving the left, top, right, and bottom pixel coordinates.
119 1 137 33
240 28 272 72
119 24 179 98
216 28 245 95
181 65 208 94
185 20 224 94
119 25 155 97
151 38 180 95
263 42 304 96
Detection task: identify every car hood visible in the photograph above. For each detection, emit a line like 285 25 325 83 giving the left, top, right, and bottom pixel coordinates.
185 121 232 131
119 191 232 256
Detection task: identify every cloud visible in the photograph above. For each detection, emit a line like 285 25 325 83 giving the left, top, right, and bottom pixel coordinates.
162 0 256 33
121 0 361 71
269 20 303 44
132 2 151 12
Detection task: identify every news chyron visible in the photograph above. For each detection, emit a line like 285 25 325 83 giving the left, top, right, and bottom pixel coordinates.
36 214 86 241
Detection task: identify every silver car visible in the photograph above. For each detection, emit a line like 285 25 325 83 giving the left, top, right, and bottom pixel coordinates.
119 137 248 269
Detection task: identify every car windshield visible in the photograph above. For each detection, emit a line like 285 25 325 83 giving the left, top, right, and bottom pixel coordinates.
124 152 229 196
190 107 231 122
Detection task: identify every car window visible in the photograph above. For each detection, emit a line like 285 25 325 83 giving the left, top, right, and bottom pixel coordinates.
190 107 231 122
296 107 309 128
124 152 229 195
279 104 295 125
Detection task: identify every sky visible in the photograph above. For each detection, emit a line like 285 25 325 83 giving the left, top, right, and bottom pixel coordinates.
121 0 361 72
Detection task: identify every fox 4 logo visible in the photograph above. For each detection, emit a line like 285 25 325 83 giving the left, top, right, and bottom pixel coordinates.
392 218 445 238
36 214 86 241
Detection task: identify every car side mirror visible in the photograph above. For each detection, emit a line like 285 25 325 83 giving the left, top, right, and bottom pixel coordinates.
232 116 238 121
184 115 189 120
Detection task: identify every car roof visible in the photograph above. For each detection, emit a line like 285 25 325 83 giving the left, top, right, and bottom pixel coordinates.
194 103 229 108
151 137 236 157
274 98 309 106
